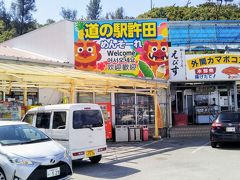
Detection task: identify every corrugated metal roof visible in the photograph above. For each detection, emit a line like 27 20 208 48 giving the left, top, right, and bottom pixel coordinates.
0 46 69 65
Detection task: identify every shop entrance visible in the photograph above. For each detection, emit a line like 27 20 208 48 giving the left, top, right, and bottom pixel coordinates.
186 95 194 124
176 91 183 113
171 81 235 126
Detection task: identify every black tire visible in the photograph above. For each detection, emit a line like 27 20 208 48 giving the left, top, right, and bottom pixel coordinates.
0 168 6 180
89 155 102 164
211 142 217 148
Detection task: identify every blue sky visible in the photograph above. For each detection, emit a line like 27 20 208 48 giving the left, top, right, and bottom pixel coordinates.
5 0 206 24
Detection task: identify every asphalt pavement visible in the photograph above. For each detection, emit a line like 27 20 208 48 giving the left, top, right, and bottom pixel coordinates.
72 137 240 180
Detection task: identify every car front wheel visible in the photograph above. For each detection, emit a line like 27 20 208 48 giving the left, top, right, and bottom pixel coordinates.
89 155 102 164
211 142 217 148
0 168 6 180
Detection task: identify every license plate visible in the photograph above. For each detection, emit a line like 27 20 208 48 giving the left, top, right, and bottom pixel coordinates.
85 150 95 157
47 167 60 178
226 127 235 132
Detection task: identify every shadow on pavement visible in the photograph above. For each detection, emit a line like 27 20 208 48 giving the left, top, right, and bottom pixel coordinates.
102 137 210 164
72 137 210 179
216 142 240 150
73 160 140 179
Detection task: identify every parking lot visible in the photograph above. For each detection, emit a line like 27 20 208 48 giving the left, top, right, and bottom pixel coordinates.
72 137 240 180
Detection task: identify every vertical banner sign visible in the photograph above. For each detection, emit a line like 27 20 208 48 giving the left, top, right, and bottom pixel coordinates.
169 47 186 81
74 20 169 80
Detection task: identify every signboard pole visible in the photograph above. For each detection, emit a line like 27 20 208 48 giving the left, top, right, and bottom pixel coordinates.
23 84 27 106
135 91 137 125
154 90 159 139
70 80 75 104
234 82 238 111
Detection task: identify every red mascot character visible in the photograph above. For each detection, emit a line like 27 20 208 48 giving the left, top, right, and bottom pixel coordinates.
74 40 102 71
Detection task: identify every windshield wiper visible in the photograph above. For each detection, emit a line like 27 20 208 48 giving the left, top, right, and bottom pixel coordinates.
21 138 50 144
1 142 22 146
83 125 94 131
92 122 103 127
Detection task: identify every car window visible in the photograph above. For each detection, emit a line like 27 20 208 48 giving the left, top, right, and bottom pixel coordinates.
219 112 240 122
52 111 66 129
73 110 103 129
36 112 51 129
0 124 50 145
22 113 34 124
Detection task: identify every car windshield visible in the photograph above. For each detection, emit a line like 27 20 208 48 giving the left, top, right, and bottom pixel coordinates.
218 112 240 123
0 124 50 146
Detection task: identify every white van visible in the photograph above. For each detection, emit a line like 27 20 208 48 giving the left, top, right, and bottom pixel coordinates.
22 103 107 163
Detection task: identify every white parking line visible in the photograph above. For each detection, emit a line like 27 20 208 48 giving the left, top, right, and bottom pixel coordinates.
139 139 162 148
191 141 210 154
104 140 162 161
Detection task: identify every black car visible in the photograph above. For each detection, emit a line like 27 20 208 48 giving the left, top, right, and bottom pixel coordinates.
210 111 240 148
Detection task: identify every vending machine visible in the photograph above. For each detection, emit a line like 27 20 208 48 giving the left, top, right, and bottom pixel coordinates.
219 90 229 111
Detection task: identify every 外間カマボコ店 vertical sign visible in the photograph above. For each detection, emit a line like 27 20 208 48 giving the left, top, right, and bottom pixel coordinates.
74 20 169 80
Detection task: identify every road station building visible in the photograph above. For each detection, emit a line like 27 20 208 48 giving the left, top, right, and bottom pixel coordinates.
0 19 240 139
0 20 170 140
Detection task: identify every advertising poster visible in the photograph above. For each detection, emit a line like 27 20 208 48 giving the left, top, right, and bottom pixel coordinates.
169 47 186 81
74 20 169 80
0 102 21 121
186 54 240 80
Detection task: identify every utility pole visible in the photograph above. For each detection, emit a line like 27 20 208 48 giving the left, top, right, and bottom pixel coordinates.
186 0 191 7
150 0 153 10
216 0 223 20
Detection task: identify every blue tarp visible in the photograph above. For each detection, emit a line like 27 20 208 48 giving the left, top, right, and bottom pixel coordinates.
168 21 240 47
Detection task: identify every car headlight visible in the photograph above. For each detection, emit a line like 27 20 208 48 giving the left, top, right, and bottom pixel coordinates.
9 157 33 165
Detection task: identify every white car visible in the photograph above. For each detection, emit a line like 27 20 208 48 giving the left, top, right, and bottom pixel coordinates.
24 103 107 162
0 121 72 180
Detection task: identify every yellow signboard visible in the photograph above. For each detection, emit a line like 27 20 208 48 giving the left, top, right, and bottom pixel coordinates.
186 54 240 80
187 55 240 70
